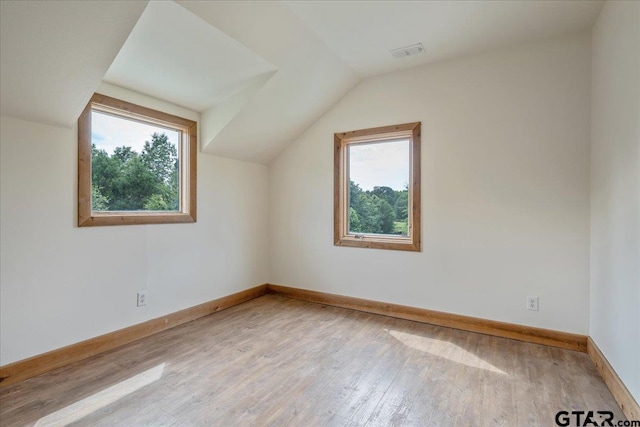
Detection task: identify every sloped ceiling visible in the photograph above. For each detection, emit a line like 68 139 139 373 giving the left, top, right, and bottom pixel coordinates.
103 1 277 112
177 0 359 163
0 0 604 164
0 0 148 127
286 0 604 77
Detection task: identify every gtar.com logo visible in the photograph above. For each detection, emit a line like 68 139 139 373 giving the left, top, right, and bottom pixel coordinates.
555 410 640 427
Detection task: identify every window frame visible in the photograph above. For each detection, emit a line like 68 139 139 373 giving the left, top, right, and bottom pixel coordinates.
334 122 421 252
78 93 197 227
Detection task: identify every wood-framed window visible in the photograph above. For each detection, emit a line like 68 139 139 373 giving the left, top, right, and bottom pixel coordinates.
78 93 197 227
334 122 421 251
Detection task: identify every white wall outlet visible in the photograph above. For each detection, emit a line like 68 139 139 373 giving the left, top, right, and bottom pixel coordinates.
137 291 147 307
527 296 539 311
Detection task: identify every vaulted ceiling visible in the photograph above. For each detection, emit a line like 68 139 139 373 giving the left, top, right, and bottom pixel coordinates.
0 0 603 164
0 1 148 127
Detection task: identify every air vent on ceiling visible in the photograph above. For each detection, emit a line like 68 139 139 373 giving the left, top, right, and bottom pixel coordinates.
389 43 425 59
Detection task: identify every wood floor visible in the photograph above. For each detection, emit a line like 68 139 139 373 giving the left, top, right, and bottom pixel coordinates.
0 295 624 426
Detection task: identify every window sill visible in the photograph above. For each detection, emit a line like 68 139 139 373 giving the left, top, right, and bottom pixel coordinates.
334 235 420 252
78 211 196 227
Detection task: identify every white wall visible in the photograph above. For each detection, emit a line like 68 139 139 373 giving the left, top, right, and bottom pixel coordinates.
270 32 592 334
590 0 640 403
0 86 269 365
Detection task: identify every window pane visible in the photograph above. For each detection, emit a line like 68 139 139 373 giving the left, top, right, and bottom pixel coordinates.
348 139 410 236
90 111 180 212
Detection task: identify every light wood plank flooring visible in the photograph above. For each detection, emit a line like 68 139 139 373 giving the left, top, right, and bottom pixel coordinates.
0 295 624 426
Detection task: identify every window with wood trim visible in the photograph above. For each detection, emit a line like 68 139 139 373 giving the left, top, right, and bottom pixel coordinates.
334 122 421 251
78 93 197 227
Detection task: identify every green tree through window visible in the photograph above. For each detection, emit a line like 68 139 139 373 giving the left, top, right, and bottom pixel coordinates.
78 93 197 227
91 132 179 211
334 122 420 251
349 181 408 235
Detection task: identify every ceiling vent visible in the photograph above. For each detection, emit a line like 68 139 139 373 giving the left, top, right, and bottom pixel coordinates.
390 43 425 59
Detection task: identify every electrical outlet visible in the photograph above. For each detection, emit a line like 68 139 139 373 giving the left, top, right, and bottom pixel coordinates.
527 296 539 311
137 291 147 307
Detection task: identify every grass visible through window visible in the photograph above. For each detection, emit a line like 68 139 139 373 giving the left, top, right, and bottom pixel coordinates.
334 122 420 251
348 139 410 236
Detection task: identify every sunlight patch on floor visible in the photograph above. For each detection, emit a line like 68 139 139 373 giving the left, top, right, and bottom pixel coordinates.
386 329 507 375
34 363 165 427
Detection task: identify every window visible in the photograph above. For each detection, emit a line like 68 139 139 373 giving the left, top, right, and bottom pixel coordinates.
334 122 421 251
78 93 197 226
